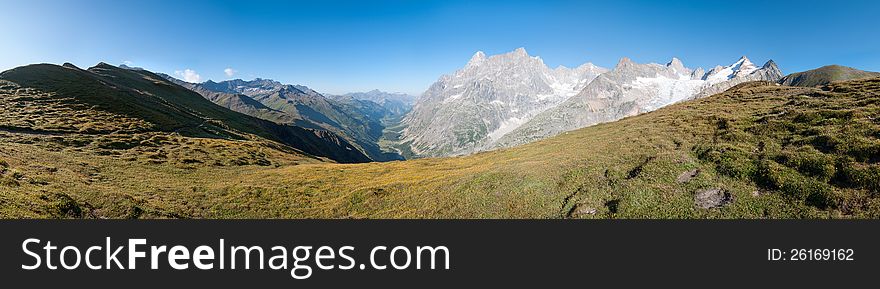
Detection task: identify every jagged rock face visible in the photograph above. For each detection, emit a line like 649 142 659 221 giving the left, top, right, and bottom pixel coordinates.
401 48 607 157
693 58 783 98
495 56 783 149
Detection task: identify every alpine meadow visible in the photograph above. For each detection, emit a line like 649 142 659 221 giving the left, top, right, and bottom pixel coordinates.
2 61 879 218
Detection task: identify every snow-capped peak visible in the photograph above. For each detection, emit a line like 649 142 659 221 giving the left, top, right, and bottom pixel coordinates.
402 48 608 157
468 51 487 65
735 55 753 65
704 55 760 84
731 56 757 75
581 62 598 68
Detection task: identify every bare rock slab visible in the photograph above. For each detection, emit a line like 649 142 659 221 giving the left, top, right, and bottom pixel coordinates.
694 188 733 209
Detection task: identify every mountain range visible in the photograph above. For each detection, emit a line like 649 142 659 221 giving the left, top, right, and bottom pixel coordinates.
343 89 418 116
0 63 372 163
400 48 607 157
495 55 783 148
150 49 874 161
400 49 783 156
160 75 416 161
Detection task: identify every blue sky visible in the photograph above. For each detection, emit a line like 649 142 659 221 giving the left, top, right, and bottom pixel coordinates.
1 0 878 95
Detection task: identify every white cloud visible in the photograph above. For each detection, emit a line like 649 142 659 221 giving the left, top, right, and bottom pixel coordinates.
224 67 237 77
174 69 201 83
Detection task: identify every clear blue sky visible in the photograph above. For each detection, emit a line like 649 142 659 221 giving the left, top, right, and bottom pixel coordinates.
1 0 878 95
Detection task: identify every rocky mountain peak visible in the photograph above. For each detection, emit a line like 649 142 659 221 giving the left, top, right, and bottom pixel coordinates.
734 56 756 70
667 57 684 68
496 55 786 150
467 51 487 66
666 57 687 75
400 48 607 157
616 57 635 68
690 67 706 80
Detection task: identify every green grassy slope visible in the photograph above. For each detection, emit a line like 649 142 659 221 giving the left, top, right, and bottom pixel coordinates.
779 65 880 87
0 63 370 163
2 75 879 218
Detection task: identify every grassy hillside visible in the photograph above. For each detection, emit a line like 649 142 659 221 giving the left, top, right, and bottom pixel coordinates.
166 76 403 162
0 63 370 163
779 65 880 87
2 76 879 218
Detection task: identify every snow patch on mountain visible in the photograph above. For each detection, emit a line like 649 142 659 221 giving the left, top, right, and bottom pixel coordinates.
400 48 608 157
632 74 706 110
488 116 529 141
705 56 758 84
400 51 782 158
494 56 783 149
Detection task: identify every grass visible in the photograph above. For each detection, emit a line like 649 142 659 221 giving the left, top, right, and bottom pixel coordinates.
0 64 370 163
2 76 880 219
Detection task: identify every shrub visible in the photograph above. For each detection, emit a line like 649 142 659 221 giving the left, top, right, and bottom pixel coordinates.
10 169 23 179
776 146 836 182
840 139 880 163
43 193 83 218
809 134 839 153
754 160 837 209
793 112 823 124
835 161 880 192
695 143 757 180
694 143 721 162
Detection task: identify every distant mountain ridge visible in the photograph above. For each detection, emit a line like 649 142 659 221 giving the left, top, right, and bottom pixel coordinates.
163 76 406 161
496 56 782 148
160 75 298 125
779 65 880 87
0 62 371 163
344 89 417 116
